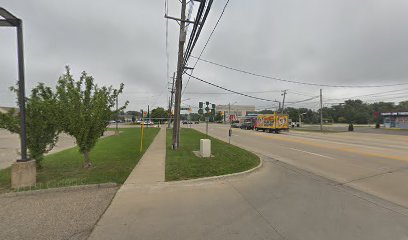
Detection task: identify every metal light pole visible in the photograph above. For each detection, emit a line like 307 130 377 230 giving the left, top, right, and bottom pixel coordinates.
115 96 119 135
0 8 28 161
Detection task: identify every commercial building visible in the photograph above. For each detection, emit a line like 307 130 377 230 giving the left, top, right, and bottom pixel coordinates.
0 106 18 114
382 112 408 129
216 104 256 122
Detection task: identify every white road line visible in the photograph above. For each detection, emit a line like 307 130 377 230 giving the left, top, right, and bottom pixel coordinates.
288 147 334 159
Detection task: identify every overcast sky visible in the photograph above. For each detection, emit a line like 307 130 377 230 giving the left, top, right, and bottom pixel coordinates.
1 0 408 112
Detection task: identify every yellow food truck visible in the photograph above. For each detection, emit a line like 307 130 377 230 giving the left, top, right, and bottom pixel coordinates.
255 113 289 133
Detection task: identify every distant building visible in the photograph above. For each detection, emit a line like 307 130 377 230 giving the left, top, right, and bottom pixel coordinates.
0 106 18 114
216 104 256 122
382 112 408 129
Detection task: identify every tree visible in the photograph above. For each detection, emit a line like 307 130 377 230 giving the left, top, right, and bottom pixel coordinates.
56 66 127 168
0 83 60 168
150 107 168 123
397 101 408 111
214 111 223 122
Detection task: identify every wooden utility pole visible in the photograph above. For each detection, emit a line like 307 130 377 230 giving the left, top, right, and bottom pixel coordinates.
320 89 323 132
168 72 175 128
281 90 287 113
172 0 187 149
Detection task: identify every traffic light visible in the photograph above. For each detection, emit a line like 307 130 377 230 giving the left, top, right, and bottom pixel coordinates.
199 102 203 109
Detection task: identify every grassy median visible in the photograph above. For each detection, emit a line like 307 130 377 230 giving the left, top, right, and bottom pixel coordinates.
166 128 260 181
0 127 159 192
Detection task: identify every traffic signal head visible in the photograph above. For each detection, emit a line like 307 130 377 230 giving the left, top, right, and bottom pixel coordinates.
212 104 216 109
199 102 203 109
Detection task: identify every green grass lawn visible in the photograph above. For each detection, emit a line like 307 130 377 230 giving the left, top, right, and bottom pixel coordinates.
0 127 159 192
166 128 260 181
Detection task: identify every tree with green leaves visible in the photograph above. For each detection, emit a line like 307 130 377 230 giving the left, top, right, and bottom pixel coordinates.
150 107 168 123
0 83 60 168
56 66 128 168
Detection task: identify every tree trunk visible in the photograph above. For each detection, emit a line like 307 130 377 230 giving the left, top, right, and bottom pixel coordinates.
83 151 92 168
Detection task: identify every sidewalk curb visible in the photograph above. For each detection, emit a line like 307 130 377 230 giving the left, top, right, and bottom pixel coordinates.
0 183 119 198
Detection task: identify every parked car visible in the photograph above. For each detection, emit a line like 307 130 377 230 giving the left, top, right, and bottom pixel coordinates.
240 121 255 130
194 121 200 124
231 122 242 128
143 121 154 125
182 120 188 124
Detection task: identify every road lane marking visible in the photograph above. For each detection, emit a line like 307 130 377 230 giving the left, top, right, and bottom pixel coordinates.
288 147 334 159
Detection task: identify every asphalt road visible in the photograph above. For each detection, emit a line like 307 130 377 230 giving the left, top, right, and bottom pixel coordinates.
192 124 408 208
295 124 408 136
0 186 118 240
89 125 408 240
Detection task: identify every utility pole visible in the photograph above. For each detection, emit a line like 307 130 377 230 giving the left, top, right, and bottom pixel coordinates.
115 96 119 135
281 90 287 113
228 103 231 123
320 89 323 132
168 72 175 128
172 0 187 149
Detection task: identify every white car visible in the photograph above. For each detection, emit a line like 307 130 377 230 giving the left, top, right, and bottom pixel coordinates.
144 121 154 125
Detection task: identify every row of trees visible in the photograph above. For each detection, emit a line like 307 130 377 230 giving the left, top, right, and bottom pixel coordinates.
0 66 127 168
282 99 408 124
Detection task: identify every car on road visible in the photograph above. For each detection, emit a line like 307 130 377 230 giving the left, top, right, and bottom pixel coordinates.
240 121 255 130
231 122 241 128
143 121 154 125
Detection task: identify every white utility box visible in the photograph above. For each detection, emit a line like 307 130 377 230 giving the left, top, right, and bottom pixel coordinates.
200 139 211 158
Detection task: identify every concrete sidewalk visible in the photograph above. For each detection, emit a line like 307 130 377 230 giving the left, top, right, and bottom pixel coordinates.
123 127 166 184
88 127 166 239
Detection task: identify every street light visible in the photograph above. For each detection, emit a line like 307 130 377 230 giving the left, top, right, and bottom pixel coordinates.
0 8 28 161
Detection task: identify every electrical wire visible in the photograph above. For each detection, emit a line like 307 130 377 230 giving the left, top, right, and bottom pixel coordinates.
183 89 282 95
185 73 276 102
182 0 231 96
192 56 408 88
325 88 408 101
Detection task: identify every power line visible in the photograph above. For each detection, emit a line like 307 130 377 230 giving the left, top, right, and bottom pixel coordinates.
182 0 231 95
183 0 214 65
325 88 408 101
286 96 320 104
192 56 408 88
184 89 282 95
185 73 276 102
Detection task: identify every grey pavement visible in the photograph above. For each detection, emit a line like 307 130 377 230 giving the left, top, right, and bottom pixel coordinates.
124 127 165 184
89 158 408 240
195 124 408 208
0 186 118 240
297 124 408 136
88 125 408 240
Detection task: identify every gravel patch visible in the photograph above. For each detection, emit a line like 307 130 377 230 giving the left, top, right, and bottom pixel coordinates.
0 186 118 240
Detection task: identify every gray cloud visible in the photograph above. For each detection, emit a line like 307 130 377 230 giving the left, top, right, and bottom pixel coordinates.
1 0 407 112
